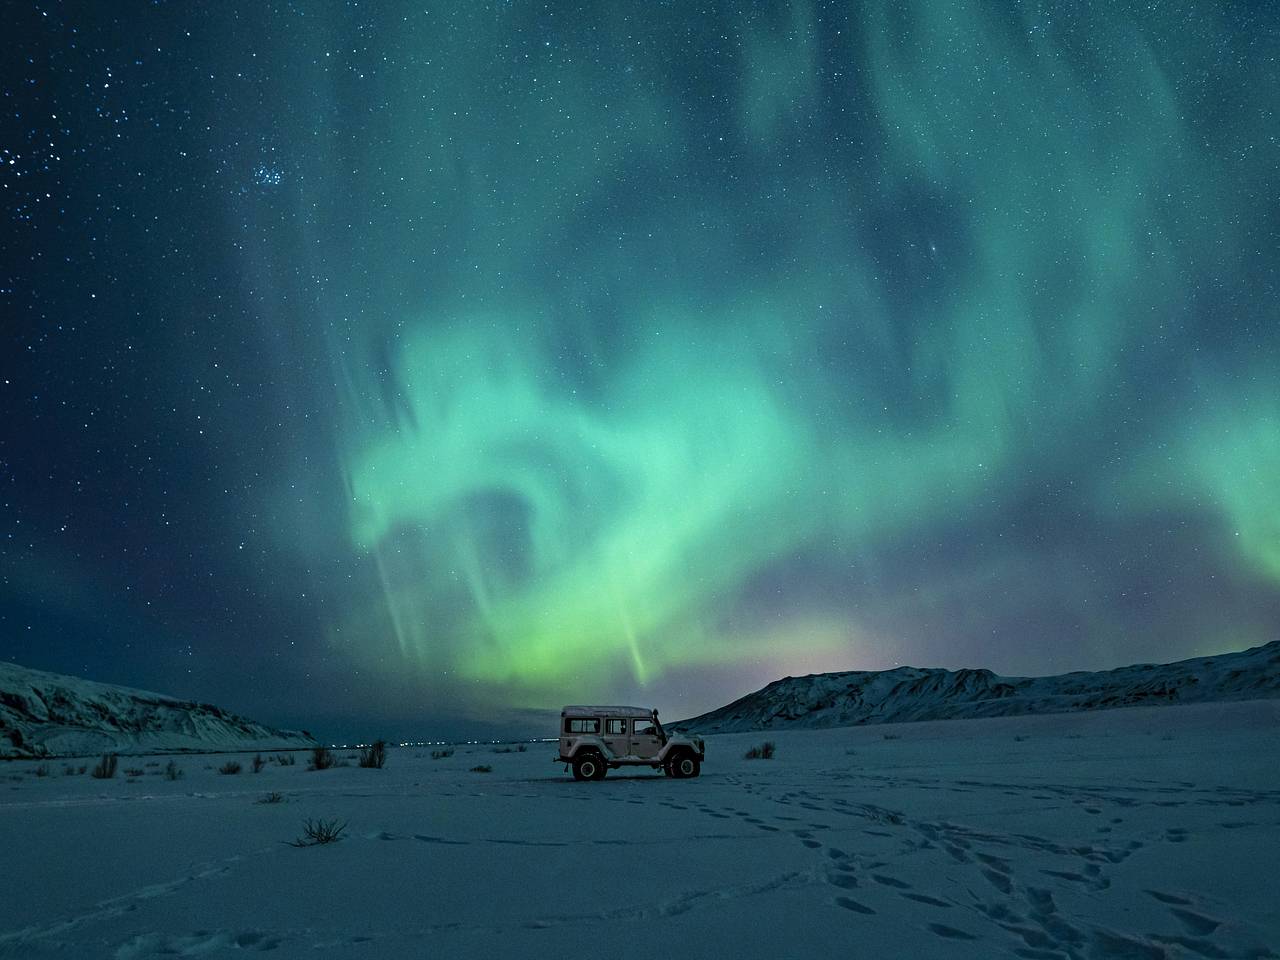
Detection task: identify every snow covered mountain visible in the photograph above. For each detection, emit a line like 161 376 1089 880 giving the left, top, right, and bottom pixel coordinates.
679 641 1280 734
0 661 316 758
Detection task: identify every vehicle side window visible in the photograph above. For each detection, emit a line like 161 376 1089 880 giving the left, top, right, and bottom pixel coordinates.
605 719 627 735
633 719 656 737
565 718 599 734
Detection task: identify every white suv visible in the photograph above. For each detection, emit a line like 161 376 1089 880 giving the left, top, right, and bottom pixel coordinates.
556 705 705 780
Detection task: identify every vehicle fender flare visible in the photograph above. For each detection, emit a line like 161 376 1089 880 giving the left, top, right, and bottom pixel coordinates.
567 737 613 759
656 741 689 763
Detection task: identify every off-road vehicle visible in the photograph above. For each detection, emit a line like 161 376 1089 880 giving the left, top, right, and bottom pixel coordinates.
555 705 705 781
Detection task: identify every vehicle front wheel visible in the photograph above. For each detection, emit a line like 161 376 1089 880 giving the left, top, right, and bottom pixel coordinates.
668 752 700 779
573 753 605 781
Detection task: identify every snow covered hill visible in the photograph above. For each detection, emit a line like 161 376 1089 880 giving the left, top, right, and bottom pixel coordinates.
0 661 316 758
679 640 1280 734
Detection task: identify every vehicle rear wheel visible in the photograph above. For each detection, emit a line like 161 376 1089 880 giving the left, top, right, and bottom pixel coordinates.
573 753 604 781
668 751 700 779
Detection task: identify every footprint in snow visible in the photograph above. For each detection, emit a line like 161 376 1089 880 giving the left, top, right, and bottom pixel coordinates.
1169 908 1221 936
834 896 875 914
975 853 1012 873
982 869 1014 894
943 844 969 864
927 924 977 940
902 893 950 908
871 875 911 889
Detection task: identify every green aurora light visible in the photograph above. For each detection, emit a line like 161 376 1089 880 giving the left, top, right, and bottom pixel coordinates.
272 0 1278 707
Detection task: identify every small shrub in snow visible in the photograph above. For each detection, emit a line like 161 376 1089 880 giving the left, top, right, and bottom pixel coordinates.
124 768 145 778
34 765 50 777
219 761 243 775
256 791 285 805
275 753 296 766
77 765 87 775
743 742 776 760
882 733 901 741
470 764 492 773
164 761 183 781
1013 735 1028 743
91 754 118 779
63 765 77 776
359 740 387 769
309 746 335 771
252 754 266 774
288 818 347 846
430 748 454 760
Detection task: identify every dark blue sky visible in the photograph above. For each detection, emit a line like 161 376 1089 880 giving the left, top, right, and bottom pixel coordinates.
2 1 1277 741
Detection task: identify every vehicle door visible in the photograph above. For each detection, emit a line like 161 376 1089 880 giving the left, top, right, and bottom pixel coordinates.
562 716 599 757
602 718 630 758
630 717 663 759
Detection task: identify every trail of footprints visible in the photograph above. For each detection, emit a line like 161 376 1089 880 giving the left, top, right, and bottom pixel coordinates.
93 779 1274 959
659 781 1269 959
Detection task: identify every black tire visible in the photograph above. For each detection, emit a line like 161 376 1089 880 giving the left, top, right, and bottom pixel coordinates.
572 752 604 782
668 751 700 779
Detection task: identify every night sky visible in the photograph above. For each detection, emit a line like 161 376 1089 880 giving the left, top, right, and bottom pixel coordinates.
2 2 1277 741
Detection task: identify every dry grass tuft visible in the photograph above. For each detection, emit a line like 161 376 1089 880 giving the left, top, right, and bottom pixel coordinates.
288 818 347 846
91 754 118 779
359 740 387 769
308 746 335 771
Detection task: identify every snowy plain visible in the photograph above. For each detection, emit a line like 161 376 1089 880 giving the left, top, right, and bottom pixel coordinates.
2 699 1277 959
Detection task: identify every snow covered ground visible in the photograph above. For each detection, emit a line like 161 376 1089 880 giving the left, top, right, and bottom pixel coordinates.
2 699 1277 959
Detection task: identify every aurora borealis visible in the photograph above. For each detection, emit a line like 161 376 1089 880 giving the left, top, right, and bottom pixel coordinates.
2 2 1277 738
